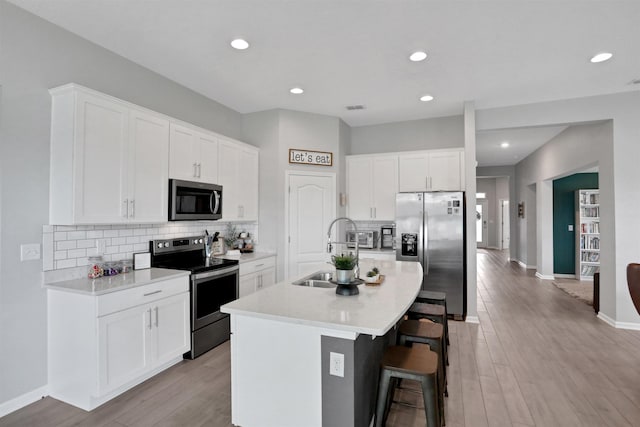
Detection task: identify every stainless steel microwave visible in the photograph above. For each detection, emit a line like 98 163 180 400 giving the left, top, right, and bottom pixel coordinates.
346 230 379 249
169 179 222 221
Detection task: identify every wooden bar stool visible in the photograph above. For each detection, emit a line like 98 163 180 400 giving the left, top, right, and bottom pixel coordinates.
399 320 447 397
415 290 449 345
375 344 441 427
408 302 449 357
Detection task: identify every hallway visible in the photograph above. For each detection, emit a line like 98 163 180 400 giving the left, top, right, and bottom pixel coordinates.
416 249 640 426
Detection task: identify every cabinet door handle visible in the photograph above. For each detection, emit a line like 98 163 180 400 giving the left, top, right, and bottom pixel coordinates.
147 308 152 330
123 199 129 218
193 162 198 178
154 306 159 327
198 163 202 178
144 290 162 297
129 199 135 218
255 263 264 269
373 207 376 218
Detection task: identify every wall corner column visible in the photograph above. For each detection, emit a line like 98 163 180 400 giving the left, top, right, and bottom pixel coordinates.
464 101 478 320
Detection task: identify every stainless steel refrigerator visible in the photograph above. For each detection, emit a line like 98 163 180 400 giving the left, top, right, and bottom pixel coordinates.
396 192 466 319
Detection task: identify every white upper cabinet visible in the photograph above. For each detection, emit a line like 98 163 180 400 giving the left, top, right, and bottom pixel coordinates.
168 123 219 184
346 154 398 221
218 139 259 221
49 85 169 224
398 149 464 192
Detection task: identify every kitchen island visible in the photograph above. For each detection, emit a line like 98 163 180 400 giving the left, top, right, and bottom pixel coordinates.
221 259 422 427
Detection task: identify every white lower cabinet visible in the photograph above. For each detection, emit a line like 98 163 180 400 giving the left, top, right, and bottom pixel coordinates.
48 275 190 411
238 256 276 297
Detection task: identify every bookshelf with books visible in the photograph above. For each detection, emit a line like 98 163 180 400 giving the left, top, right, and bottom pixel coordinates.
576 189 599 280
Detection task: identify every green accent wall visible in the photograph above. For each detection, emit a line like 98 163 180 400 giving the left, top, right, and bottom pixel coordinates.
553 173 599 274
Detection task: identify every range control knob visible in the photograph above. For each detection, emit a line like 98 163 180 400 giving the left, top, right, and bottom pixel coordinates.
164 242 170 248
198 238 203 244
157 242 163 248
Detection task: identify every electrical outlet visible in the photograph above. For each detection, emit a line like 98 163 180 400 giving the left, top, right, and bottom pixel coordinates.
329 352 344 377
20 243 41 261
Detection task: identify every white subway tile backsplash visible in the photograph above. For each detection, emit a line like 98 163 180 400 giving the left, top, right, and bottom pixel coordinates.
56 259 76 269
87 230 103 239
104 230 119 238
43 221 258 273
111 237 126 245
67 248 86 258
56 240 76 250
67 231 87 240
77 239 95 249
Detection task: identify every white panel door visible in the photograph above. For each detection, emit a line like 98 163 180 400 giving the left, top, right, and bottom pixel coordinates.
74 91 128 223
429 150 462 190
372 156 398 220
346 157 372 220
218 140 241 220
152 293 190 366
197 132 219 184
98 304 150 394
288 173 335 279
129 109 169 223
169 123 199 181
500 200 510 250
398 153 429 192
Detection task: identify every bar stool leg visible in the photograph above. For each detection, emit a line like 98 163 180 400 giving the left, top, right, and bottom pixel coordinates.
420 375 441 427
375 369 392 427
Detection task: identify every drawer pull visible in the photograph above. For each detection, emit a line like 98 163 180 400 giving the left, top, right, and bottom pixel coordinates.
255 264 264 268
144 290 162 297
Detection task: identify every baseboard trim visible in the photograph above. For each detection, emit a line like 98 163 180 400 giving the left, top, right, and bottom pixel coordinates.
516 260 536 270
554 274 576 279
0 385 48 418
465 316 480 324
597 312 640 330
535 272 555 280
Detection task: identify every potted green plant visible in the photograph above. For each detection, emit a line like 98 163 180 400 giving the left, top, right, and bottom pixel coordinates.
331 252 358 284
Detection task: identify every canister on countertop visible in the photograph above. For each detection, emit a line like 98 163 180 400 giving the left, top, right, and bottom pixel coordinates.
87 256 104 279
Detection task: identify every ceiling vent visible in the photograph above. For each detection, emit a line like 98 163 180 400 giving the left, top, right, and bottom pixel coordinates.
345 105 365 111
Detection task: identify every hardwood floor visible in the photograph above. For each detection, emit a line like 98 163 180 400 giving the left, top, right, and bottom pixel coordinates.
3 249 640 426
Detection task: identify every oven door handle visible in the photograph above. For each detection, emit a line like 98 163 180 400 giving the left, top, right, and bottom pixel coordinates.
192 265 239 281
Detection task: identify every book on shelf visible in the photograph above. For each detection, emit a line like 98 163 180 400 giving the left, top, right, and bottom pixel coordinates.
580 236 600 250
581 264 599 276
581 252 600 262
579 192 599 205
581 206 600 218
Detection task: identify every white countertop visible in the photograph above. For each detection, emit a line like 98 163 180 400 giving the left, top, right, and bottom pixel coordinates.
221 259 422 337
44 268 190 296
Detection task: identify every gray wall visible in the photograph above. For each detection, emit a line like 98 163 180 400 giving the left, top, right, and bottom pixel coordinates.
243 109 344 281
349 115 464 154
0 1 243 405
477 178 498 248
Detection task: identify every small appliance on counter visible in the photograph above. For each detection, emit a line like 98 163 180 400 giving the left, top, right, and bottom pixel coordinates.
380 225 396 249
346 230 379 249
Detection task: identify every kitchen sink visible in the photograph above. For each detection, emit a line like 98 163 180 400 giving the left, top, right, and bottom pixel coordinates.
291 271 336 288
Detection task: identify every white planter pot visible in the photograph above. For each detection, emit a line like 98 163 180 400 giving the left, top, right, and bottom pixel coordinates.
335 268 354 284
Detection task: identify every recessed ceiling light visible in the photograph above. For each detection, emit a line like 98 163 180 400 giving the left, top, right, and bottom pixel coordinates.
501 142 510 148
230 39 249 50
290 87 304 95
409 51 427 62
590 52 612 63
420 94 434 102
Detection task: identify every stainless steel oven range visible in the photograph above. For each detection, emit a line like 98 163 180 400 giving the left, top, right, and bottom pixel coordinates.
150 236 239 359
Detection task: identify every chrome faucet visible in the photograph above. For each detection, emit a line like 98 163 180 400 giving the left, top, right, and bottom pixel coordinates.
327 217 359 279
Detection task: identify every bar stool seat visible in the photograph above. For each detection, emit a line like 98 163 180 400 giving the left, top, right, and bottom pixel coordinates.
408 302 449 356
415 291 449 345
375 345 442 427
399 320 447 397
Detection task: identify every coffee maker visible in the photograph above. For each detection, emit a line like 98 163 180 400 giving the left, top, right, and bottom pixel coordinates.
380 225 396 249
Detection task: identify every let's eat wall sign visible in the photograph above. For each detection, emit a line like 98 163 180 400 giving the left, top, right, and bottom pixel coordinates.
289 149 333 166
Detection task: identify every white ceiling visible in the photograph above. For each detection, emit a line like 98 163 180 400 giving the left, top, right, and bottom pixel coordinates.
9 0 640 165
476 125 568 167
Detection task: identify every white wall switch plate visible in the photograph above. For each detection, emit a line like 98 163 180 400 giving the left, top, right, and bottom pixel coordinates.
568 225 574 231
329 352 344 377
20 243 41 261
